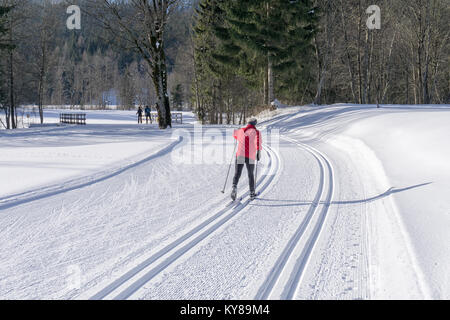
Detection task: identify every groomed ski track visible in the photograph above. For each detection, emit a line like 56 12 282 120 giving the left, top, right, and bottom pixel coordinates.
129 110 374 300
3 106 434 300
255 136 334 300
87 144 280 300
84 116 286 300
85 111 357 300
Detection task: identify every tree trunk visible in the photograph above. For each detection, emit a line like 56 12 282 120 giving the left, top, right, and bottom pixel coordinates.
191 41 205 124
38 48 45 124
363 28 373 104
357 0 363 104
4 106 10 129
313 35 324 105
339 0 357 103
9 46 16 129
219 92 223 124
263 69 268 105
422 1 432 104
152 47 171 129
268 57 274 104
405 66 409 104
314 73 326 105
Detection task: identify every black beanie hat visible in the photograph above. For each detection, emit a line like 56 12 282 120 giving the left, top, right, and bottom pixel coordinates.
248 118 257 126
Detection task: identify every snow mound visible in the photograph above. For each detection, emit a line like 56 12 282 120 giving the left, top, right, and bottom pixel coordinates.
271 99 290 109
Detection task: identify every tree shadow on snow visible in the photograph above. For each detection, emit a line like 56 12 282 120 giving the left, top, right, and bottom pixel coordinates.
250 182 432 208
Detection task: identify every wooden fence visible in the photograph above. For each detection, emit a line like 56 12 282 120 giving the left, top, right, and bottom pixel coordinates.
143 112 183 124
60 113 87 125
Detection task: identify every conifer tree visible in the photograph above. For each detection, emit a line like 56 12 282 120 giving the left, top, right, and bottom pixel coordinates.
212 0 318 105
172 83 184 110
0 4 15 129
0 5 12 50
193 0 232 123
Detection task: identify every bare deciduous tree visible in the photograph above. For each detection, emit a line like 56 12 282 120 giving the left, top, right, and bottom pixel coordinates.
83 0 179 129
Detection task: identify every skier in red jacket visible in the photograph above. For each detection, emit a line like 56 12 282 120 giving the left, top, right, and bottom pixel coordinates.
231 118 262 200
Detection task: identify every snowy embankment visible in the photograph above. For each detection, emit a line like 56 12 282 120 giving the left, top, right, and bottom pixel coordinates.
339 111 450 299
281 104 450 299
0 109 195 199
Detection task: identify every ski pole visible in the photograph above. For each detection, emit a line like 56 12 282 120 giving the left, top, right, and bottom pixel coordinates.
221 139 237 193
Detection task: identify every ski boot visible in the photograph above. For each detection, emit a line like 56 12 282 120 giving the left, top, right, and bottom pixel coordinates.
231 186 237 201
250 191 257 201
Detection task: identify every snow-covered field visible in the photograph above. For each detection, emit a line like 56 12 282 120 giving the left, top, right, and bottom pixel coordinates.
0 105 448 300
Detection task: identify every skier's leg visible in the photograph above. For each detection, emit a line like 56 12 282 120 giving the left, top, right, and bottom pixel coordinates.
231 160 243 201
246 161 256 194
232 162 244 188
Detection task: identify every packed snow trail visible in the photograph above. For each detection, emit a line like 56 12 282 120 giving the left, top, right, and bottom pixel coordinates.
0 122 260 299
130 112 372 300
85 144 279 300
255 136 335 300
125 106 437 300
1 106 448 299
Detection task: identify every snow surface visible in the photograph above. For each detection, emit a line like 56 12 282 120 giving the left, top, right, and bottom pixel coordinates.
0 106 448 300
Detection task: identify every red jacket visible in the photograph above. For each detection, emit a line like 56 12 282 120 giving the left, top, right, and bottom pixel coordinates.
233 124 262 160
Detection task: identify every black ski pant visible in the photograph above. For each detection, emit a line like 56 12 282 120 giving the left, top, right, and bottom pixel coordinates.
233 157 255 193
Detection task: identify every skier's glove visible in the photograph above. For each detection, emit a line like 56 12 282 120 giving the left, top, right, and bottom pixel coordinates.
257 150 261 161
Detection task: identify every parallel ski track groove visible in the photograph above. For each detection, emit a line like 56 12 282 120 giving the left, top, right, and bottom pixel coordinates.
255 135 335 300
89 143 280 300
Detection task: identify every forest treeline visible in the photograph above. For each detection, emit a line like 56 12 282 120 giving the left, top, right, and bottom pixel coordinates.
192 0 449 124
0 0 194 129
0 0 449 129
